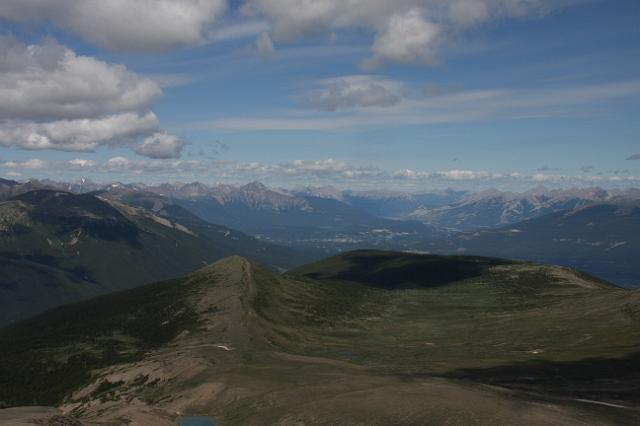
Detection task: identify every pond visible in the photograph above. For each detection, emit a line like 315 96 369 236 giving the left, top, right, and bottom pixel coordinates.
178 416 217 426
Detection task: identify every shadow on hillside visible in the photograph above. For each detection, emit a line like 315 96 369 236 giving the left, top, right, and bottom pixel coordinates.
308 251 509 289
443 353 640 404
0 253 97 284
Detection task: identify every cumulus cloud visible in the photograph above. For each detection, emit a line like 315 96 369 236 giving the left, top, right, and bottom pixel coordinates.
0 37 161 121
0 0 228 52
242 0 568 67
0 112 160 152
301 75 404 111
0 37 184 158
627 154 640 161
133 132 186 159
363 9 440 68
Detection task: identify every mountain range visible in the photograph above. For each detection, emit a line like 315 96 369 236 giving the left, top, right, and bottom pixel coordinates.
0 188 312 324
144 181 446 253
426 200 640 287
409 186 640 230
2 177 640 289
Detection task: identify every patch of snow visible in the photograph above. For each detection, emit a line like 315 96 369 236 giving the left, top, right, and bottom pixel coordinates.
609 241 627 250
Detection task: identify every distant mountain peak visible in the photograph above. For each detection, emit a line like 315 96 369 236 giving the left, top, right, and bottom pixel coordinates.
242 181 269 192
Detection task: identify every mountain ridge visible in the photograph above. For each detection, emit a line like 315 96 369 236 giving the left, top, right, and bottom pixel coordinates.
1 250 639 424
0 189 313 324
409 186 640 230
426 201 640 287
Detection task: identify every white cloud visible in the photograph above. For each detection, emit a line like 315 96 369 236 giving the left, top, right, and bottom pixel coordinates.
93 156 380 181
103 157 133 171
441 169 491 180
0 0 228 52
0 112 160 152
2 155 638 191
242 0 569 66
363 9 441 68
100 156 228 175
273 159 380 178
0 158 48 169
0 37 185 158
227 158 381 180
133 132 186 159
68 158 96 169
0 37 161 121
393 169 493 181
301 75 404 111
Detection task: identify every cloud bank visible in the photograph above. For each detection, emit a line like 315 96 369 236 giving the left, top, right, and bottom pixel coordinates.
0 37 183 158
0 0 228 52
1 0 574 65
242 0 570 67
3 156 638 191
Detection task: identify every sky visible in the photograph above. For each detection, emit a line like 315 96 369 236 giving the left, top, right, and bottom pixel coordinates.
0 0 639 191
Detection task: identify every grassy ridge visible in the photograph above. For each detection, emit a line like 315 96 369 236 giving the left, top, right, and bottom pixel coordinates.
0 250 639 418
269 251 640 400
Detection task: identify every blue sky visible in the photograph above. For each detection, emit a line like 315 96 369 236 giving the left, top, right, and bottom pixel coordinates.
0 0 639 190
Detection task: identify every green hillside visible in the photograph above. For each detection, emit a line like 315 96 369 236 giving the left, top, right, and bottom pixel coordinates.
0 251 638 425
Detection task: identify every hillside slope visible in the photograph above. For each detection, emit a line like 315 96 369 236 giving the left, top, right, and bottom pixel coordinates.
0 190 310 324
1 252 639 425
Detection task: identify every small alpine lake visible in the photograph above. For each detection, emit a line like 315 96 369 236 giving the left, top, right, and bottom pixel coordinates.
178 416 216 426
